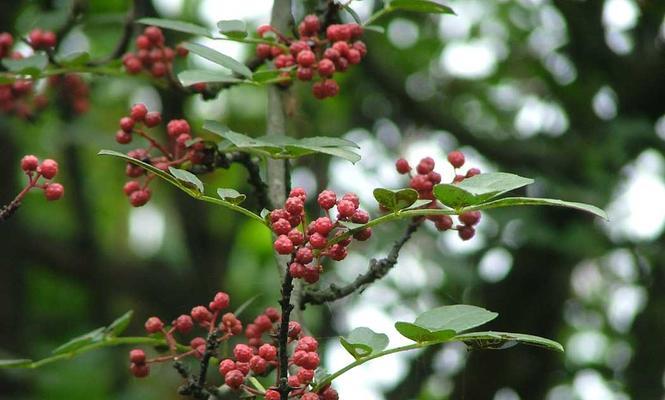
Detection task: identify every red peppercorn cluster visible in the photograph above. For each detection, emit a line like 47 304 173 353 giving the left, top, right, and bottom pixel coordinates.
18 155 64 201
128 291 338 399
27 28 57 50
395 151 482 240
255 14 366 99
47 74 90 115
220 320 338 399
122 26 188 78
270 188 372 283
114 104 208 207
129 291 237 378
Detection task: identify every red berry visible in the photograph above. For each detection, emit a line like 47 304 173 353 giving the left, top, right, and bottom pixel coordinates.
129 349 146 364
289 41 310 56
288 375 301 388
270 46 284 58
395 158 410 174
302 265 319 283
313 217 334 236
410 175 433 191
115 130 132 144
28 29 44 48
285 197 304 215
312 82 326 99
123 56 142 74
303 352 320 370
20 155 39 171
434 215 453 231
174 314 194 334
209 291 230 311
38 159 58 179
417 157 435 174
297 67 313 81
453 174 466 183
258 344 277 361
274 235 294 254
274 54 295 69
224 369 245 389
254 314 273 331
288 229 305 245
144 111 162 127
320 387 339 400
297 368 315 383
219 359 236 377
308 233 327 249
176 133 192 147
256 43 271 59
167 119 190 137
272 218 291 235
334 57 349 72
328 244 348 261
130 104 148 121
144 316 164 333
353 228 372 241
289 262 306 278
459 211 481 226
318 59 335 78
297 50 316 67
265 390 281 400
317 190 337 209
235 362 250 375
257 24 272 37
332 41 350 57
466 168 481 178
347 48 361 64
428 171 442 184
233 344 253 363
43 183 64 201
191 306 213 323
123 181 141 196
150 62 167 77
323 48 340 61
120 117 135 132
297 336 319 352
288 321 302 338
249 355 267 374
130 362 150 378
447 151 465 168
323 79 339 97
264 307 280 322
296 247 314 264
135 35 151 50
353 41 367 56
302 15 321 35
270 208 289 222
457 225 475 240
42 31 57 48
0 32 13 49
336 199 355 218
144 26 164 45
351 209 369 224
129 189 151 207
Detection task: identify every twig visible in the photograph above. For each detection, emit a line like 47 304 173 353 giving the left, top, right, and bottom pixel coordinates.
229 152 270 211
301 220 421 307
0 199 21 222
277 257 296 400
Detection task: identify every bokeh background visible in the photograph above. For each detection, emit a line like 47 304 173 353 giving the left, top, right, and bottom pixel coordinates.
1 0 665 399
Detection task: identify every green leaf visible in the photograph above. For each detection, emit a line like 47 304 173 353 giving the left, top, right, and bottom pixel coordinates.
342 5 362 24
337 220 366 230
169 167 204 193
463 197 609 220
251 69 283 83
415 304 498 332
340 327 389 360
433 172 534 208
451 331 564 352
285 144 361 163
51 327 106 355
395 305 498 343
233 294 260 317
178 69 242 86
98 150 265 224
2 52 48 75
388 0 456 14
137 17 211 38
404 199 435 210
299 136 360 149
184 42 252 78
106 310 133 337
0 359 33 369
364 25 386 34
217 19 248 38
394 322 455 342
56 51 90 66
373 188 419 212
205 121 278 150
217 188 246 205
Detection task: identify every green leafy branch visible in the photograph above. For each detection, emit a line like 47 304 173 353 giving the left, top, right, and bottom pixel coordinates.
316 305 563 389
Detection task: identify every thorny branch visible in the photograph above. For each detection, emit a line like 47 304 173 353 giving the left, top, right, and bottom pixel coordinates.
301 220 422 308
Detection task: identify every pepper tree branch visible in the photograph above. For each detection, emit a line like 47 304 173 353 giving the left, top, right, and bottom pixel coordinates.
301 220 422 308
89 0 138 66
278 257 296 400
0 199 20 222
228 152 270 212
